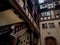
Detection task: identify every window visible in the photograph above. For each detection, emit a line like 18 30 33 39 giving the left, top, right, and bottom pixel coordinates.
42 4 47 9
39 0 44 3
40 5 43 9
48 3 54 9
40 4 47 9
41 12 46 16
54 10 60 15
42 23 47 29
58 22 60 26
58 15 60 18
47 11 51 16
55 1 59 5
41 11 50 16
50 3 54 8
49 23 55 28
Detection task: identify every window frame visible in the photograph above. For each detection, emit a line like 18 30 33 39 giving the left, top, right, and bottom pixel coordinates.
47 3 54 9
42 23 48 29
40 4 47 9
41 11 51 17
54 10 60 15
49 23 55 29
58 22 60 26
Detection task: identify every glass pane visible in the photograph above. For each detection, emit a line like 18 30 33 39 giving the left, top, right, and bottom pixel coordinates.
55 10 60 15
47 11 50 16
49 23 55 28
44 4 47 8
48 4 51 8
40 4 47 9
41 11 50 16
41 12 46 16
42 4 46 9
40 5 43 9
42 23 47 29
50 3 54 8
48 3 54 8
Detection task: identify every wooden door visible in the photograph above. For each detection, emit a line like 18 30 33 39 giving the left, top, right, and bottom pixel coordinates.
45 37 57 45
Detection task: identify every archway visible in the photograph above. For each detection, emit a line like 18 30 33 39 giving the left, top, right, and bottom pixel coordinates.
45 37 57 45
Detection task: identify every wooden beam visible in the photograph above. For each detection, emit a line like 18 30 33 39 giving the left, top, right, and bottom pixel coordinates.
9 0 40 35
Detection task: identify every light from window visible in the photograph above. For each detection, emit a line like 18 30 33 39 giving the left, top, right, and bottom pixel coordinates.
40 5 43 9
41 11 50 16
41 12 46 16
48 3 54 9
42 23 47 29
47 11 50 16
39 0 44 3
40 4 47 9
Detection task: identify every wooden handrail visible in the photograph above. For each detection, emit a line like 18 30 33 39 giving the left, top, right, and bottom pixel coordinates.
0 22 27 35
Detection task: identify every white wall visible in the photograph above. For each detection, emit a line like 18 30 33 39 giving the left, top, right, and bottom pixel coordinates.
18 32 30 45
40 20 60 45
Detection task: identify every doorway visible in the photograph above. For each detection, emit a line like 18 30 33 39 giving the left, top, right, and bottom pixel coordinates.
45 37 57 45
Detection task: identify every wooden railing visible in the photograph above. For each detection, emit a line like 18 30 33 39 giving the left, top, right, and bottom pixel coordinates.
15 7 39 31
14 0 39 31
0 22 27 35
